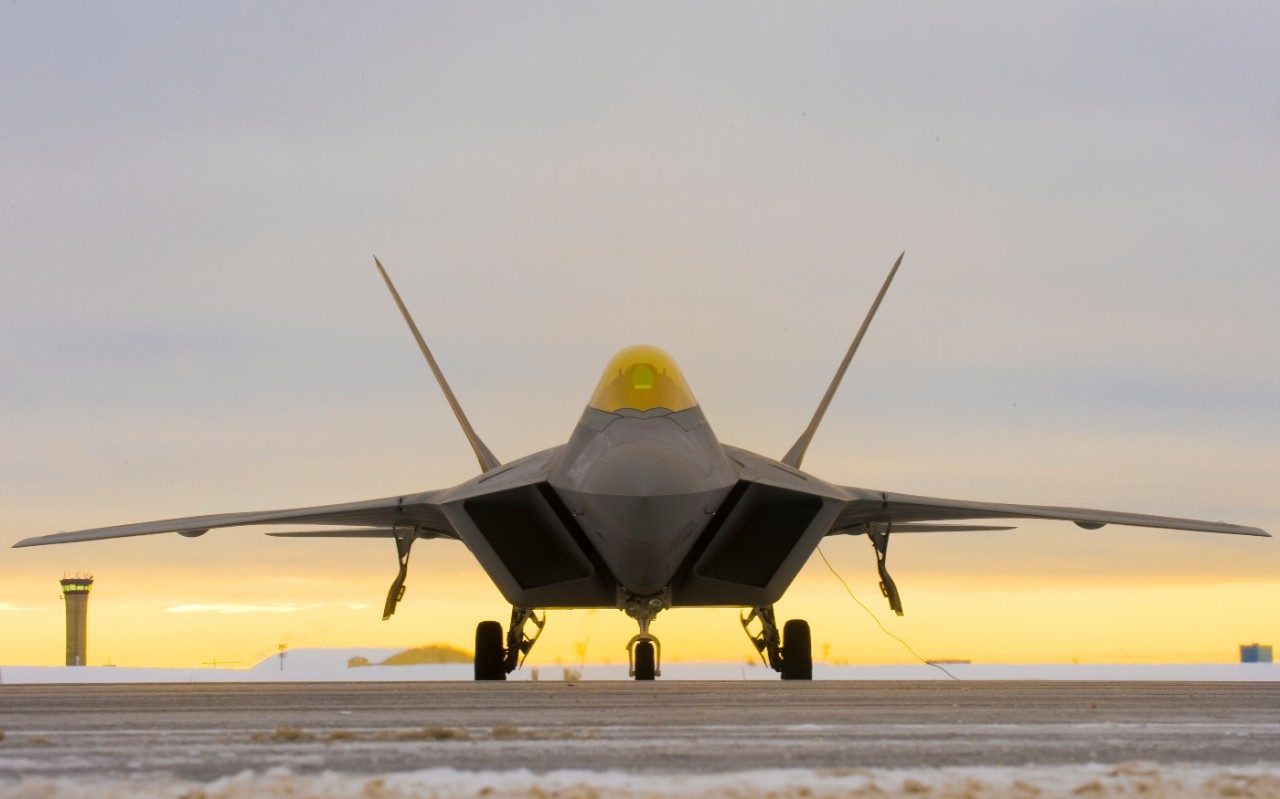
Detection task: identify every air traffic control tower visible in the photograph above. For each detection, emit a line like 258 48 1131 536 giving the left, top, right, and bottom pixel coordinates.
60 575 93 666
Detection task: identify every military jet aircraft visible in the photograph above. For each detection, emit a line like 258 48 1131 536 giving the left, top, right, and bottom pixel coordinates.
15 254 1269 680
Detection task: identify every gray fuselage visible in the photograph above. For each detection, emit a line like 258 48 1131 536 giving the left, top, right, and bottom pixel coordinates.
437 402 846 610
548 406 738 597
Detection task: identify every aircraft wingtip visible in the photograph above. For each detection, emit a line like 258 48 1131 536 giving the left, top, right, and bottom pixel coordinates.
1228 523 1270 537
1231 525 1270 537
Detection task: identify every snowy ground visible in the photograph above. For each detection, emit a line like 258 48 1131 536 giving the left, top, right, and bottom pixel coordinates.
1 647 1278 683
4 680 1280 797
5 763 1280 798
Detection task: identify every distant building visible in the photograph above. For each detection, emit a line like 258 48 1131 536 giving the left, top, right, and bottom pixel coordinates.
1240 644 1273 664
60 575 93 666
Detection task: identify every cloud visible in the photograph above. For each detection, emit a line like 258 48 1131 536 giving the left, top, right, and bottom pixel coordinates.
164 603 319 615
0 603 36 612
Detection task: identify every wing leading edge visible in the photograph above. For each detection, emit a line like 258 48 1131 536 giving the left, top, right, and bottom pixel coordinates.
832 489 1269 537
825 487 1265 618
12 491 458 620
11 491 456 548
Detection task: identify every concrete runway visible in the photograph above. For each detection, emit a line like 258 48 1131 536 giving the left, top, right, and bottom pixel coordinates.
2 682 1279 781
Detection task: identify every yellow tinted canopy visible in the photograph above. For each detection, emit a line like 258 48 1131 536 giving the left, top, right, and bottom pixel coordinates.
590 344 697 413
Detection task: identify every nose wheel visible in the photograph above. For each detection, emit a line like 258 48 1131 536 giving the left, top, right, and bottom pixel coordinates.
622 590 667 680
628 635 659 680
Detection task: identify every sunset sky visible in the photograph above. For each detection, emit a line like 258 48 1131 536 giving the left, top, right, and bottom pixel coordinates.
2 4 1277 669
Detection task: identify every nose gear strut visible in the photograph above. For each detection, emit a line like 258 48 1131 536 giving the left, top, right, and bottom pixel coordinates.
621 589 668 680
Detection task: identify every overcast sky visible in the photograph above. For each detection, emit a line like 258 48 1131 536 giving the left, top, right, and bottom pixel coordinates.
2 3 1277 667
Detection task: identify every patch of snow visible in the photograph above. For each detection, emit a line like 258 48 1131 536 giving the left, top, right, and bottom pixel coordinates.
3 764 1280 798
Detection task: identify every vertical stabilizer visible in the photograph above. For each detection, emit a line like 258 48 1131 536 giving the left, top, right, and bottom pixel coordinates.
782 251 905 469
373 257 501 473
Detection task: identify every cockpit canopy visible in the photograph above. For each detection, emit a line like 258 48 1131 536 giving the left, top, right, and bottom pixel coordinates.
589 344 697 414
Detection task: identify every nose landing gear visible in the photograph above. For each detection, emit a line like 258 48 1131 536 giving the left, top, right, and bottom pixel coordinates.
626 620 661 681
623 590 667 680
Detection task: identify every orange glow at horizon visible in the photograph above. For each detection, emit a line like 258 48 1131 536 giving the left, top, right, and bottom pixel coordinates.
2 564 1277 669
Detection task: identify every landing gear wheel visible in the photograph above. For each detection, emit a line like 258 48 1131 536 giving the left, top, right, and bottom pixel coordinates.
780 619 812 681
633 641 656 681
474 620 506 681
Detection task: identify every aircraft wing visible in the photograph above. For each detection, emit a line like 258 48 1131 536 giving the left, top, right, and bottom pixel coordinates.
828 523 1017 534
11 490 455 548
265 528 442 539
827 487 1266 618
832 489 1270 537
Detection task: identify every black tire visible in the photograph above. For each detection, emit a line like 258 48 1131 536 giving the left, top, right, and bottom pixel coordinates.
780 619 812 681
633 641 656 681
474 620 507 681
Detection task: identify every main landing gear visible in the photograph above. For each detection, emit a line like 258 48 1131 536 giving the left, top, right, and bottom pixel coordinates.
741 605 813 680
474 607 545 681
473 598 812 682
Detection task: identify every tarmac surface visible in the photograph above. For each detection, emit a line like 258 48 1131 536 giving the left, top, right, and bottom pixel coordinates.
2 681 1279 781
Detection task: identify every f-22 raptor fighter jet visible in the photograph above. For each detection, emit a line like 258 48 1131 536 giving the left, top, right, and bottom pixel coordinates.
16 254 1269 680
